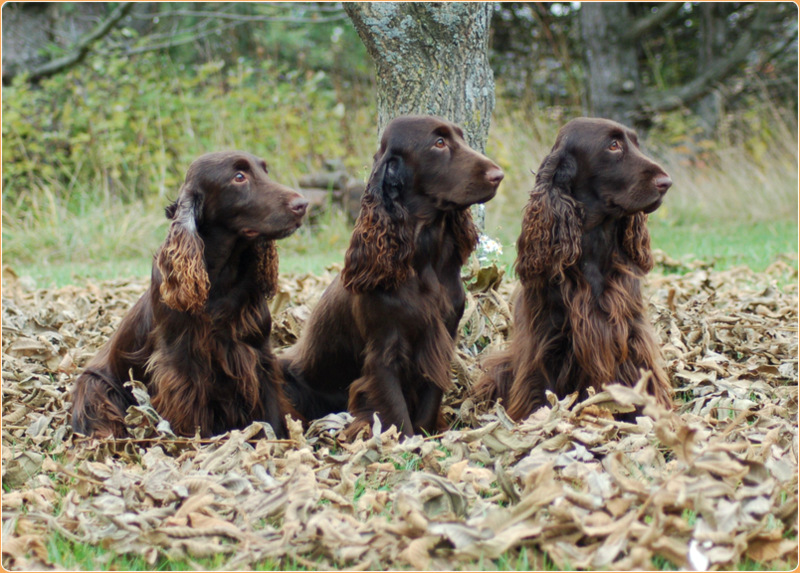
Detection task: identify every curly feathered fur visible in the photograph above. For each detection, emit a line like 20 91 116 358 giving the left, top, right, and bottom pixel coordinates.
475 118 673 420
282 115 503 438
71 151 307 438
156 191 210 313
341 156 415 292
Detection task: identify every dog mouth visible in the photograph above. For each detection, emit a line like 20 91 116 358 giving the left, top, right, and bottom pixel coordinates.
608 193 663 217
240 220 302 240
436 186 498 210
240 229 261 240
476 186 498 204
275 220 303 238
642 197 663 214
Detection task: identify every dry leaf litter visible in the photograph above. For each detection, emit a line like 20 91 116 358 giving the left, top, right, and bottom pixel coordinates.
1 252 798 570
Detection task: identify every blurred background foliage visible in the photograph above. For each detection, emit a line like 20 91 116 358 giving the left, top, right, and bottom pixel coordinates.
2 2 797 285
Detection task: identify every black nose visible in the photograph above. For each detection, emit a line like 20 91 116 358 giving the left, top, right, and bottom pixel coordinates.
290 196 309 217
486 166 504 185
655 174 672 194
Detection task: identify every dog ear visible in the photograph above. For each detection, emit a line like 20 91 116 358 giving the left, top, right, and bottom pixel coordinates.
620 212 654 272
255 237 279 298
156 185 210 313
515 145 582 286
342 152 414 293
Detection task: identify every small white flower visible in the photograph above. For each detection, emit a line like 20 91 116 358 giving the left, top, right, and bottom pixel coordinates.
476 234 503 263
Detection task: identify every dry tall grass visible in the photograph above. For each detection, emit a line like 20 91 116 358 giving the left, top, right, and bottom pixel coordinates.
3 100 797 285
484 103 799 244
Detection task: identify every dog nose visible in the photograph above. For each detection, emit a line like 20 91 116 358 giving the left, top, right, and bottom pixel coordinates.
486 167 504 185
290 196 309 217
655 174 672 194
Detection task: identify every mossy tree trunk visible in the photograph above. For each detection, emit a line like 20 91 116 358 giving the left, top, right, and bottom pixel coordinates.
343 2 496 154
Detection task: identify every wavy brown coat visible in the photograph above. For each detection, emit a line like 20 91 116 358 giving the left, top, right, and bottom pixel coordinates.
475 118 673 420
281 115 504 438
71 151 308 438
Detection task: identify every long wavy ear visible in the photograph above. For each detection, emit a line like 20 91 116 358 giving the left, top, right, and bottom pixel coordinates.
255 237 279 298
341 153 414 293
449 208 480 265
515 146 583 286
621 212 653 272
156 186 209 313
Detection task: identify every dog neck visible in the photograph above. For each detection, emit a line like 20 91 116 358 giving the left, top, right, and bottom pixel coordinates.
578 218 626 296
199 225 256 291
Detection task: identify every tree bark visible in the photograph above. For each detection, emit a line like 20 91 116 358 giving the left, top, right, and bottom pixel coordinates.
343 2 495 153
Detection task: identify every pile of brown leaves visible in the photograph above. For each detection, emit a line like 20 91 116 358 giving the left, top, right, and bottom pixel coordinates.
2 254 797 571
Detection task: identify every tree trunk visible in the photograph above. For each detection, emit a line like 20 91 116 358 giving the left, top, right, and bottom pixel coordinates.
694 4 729 136
579 3 641 127
343 2 495 153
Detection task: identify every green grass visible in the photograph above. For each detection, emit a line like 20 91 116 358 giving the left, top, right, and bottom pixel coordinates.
486 217 798 280
3 97 797 289
37 527 798 572
47 532 219 571
4 209 797 288
489 547 559 571
277 208 353 276
45 532 557 571
649 218 798 273
3 156 795 289
1 196 355 288
650 218 798 272
730 556 800 572
45 532 317 571
469 216 799 282
2 190 167 286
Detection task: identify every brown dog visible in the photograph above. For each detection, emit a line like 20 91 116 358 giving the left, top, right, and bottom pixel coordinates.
475 118 672 420
281 115 504 438
71 151 308 438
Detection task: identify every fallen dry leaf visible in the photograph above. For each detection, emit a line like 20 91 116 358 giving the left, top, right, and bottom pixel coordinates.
1 253 797 570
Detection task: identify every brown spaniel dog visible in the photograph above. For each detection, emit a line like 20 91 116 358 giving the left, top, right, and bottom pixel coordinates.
475 118 672 420
71 151 308 438
281 115 503 438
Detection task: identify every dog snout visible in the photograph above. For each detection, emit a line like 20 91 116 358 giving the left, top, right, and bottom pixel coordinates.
486 166 504 186
290 195 309 217
654 173 672 194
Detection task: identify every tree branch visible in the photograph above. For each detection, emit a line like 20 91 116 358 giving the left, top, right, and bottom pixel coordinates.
625 2 685 41
132 8 349 24
136 2 347 19
19 2 135 83
639 7 773 114
760 28 798 68
107 20 247 57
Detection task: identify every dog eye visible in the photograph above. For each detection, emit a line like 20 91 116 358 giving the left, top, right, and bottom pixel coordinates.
434 138 447 149
608 140 622 151
233 172 247 183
